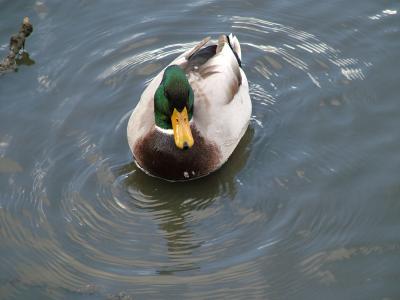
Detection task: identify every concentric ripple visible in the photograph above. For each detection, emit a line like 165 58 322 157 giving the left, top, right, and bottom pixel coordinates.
1 1 398 299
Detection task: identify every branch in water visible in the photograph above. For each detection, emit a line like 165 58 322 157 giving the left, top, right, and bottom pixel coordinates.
0 17 33 74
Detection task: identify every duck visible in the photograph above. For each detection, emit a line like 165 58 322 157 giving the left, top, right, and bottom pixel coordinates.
127 34 252 181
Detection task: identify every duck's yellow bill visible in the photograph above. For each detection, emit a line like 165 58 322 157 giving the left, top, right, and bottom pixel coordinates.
171 107 194 150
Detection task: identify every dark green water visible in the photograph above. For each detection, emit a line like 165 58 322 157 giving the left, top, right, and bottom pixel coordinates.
1 0 399 299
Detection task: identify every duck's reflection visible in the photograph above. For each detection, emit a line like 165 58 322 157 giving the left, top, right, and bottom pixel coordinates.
118 127 254 270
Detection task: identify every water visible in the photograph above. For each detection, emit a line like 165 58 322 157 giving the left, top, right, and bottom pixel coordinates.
1 0 399 299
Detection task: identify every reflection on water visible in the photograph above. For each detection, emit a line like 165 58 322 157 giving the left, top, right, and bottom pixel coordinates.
118 128 253 265
0 0 400 299
15 52 35 67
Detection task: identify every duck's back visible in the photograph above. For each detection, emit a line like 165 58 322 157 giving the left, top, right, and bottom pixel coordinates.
182 35 251 166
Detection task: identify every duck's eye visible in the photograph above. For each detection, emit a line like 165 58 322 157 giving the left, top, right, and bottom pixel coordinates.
176 118 179 122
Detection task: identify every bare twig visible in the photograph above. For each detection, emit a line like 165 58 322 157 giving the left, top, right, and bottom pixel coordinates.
0 17 33 74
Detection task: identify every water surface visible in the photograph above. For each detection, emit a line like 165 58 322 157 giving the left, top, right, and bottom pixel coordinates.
1 0 400 299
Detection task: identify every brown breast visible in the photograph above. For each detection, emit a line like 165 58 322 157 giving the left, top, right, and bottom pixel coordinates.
133 126 221 181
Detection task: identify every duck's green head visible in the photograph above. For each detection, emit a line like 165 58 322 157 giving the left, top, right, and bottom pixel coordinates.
154 65 194 150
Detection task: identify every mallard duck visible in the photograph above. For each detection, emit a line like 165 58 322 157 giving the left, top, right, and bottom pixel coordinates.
127 34 252 181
